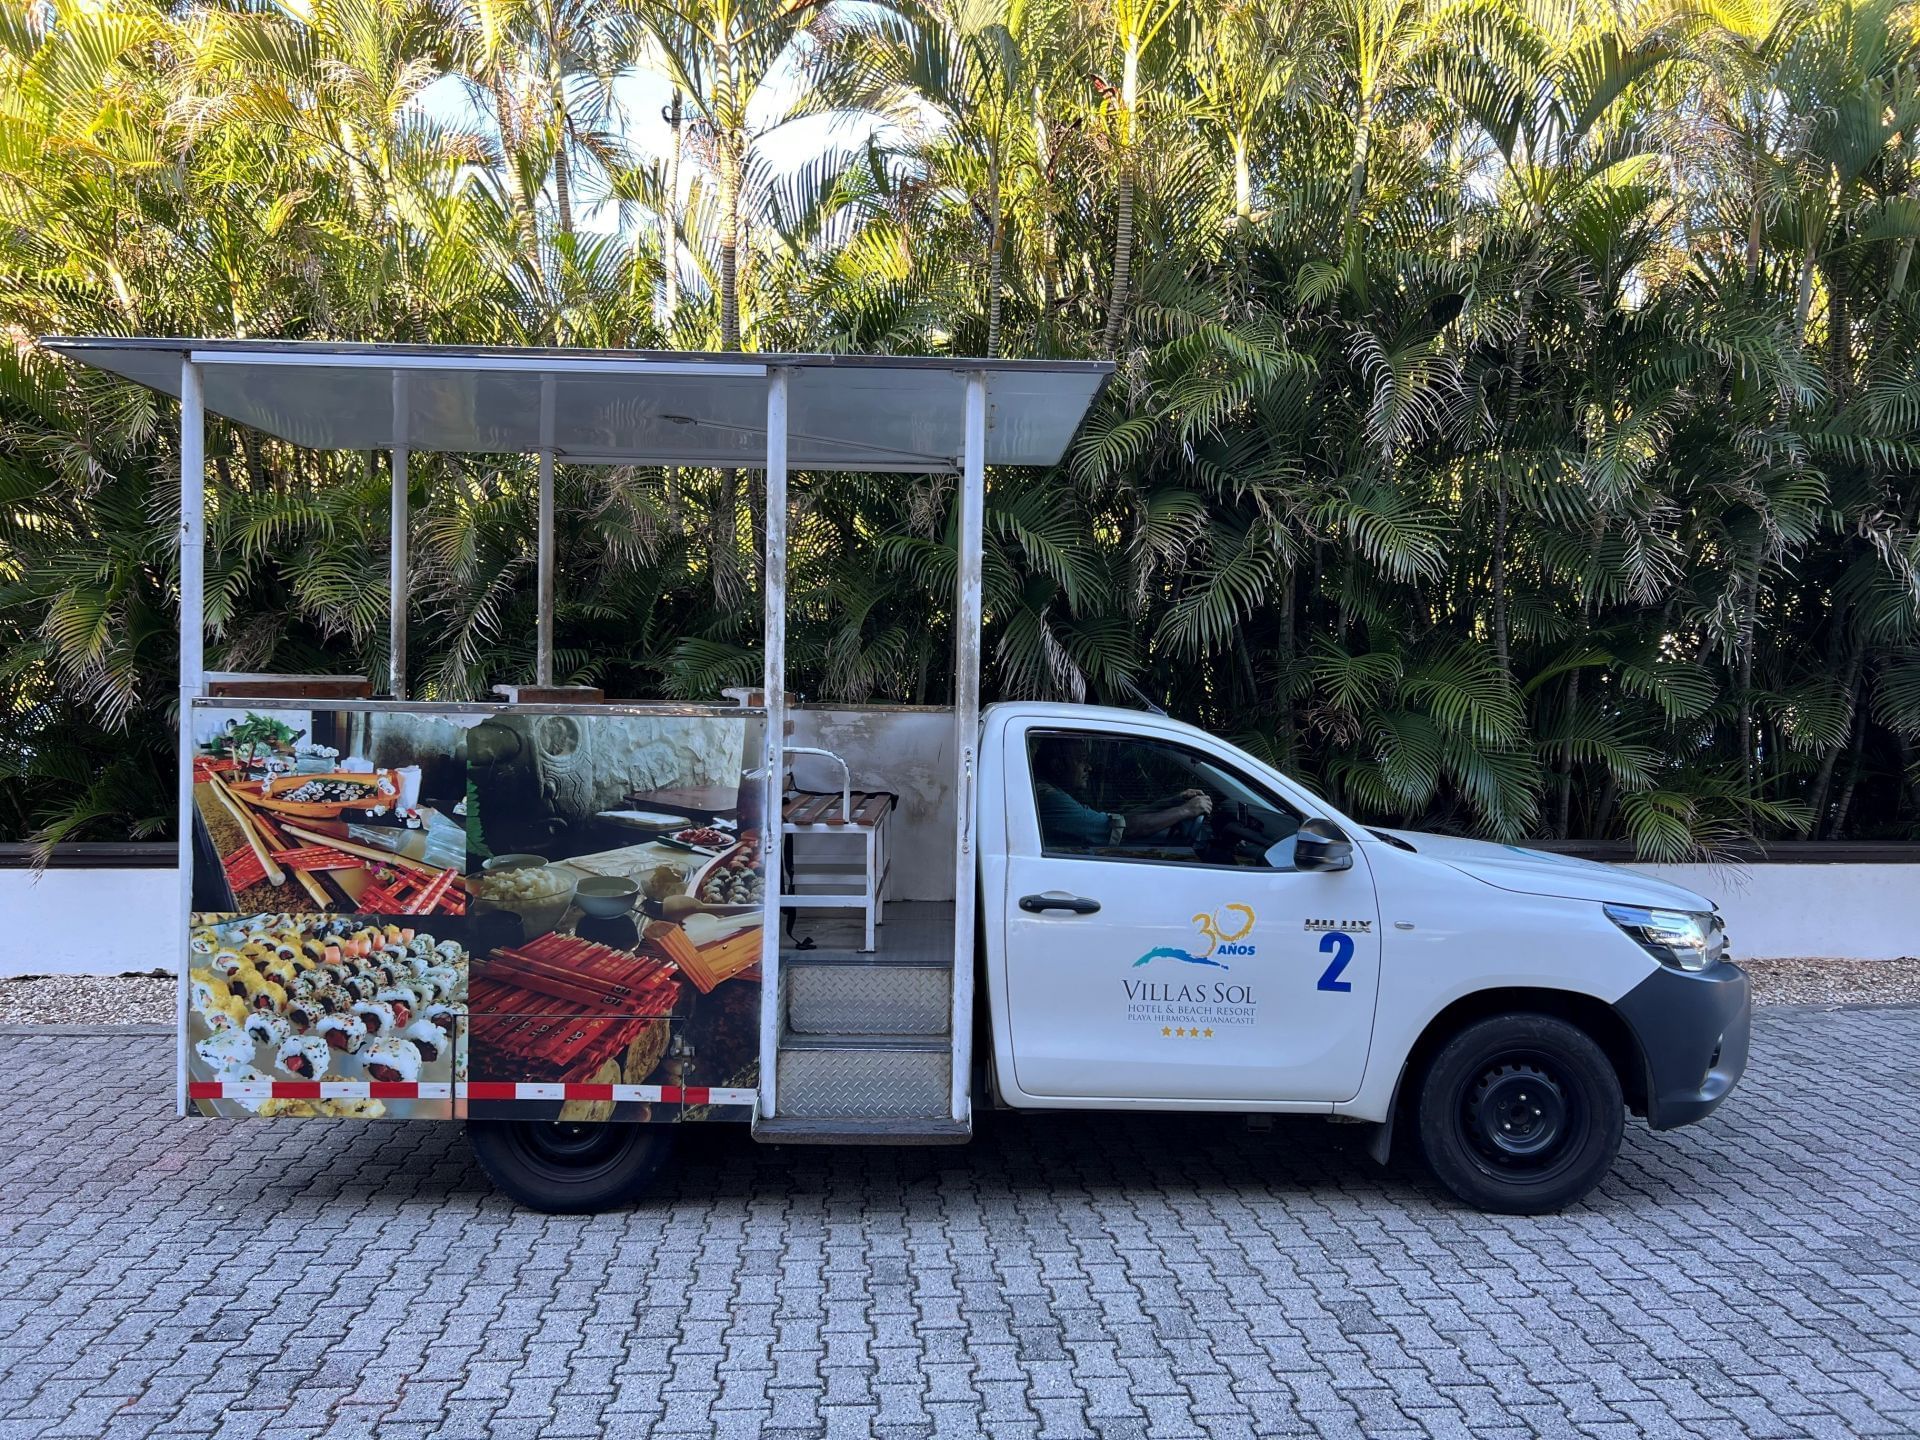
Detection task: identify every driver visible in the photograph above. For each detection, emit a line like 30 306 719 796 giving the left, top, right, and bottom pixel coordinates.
1033 739 1213 849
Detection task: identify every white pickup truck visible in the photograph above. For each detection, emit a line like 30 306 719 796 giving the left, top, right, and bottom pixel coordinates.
964 701 1750 1214
56 336 1748 1221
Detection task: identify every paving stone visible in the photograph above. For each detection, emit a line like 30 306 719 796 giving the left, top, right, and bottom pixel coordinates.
2 1010 1918 1439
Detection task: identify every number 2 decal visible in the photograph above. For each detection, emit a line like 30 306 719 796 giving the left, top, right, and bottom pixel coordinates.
1317 931 1354 992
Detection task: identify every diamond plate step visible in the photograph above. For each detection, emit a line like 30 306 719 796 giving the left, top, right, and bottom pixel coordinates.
775 1033 951 1120
785 957 950 1036
751 1115 972 1146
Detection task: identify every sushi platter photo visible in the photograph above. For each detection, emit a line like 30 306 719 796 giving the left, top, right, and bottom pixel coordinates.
186 912 470 1120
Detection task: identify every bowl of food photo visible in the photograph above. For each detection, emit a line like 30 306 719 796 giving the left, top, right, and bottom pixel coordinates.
467 856 576 934
573 874 640 918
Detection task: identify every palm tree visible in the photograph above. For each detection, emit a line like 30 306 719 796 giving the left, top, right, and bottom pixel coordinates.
6 0 1920 860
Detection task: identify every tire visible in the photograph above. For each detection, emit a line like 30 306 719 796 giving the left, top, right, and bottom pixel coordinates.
1415 1013 1624 1215
467 1120 673 1213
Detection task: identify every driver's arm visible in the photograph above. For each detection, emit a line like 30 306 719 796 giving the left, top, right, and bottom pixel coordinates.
1120 791 1212 837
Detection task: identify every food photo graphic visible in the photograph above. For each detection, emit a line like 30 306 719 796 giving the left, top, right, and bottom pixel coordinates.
186 911 469 1119
189 705 468 916
184 704 768 1125
461 710 766 1122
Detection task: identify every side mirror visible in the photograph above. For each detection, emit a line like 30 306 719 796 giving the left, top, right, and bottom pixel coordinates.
1293 817 1353 873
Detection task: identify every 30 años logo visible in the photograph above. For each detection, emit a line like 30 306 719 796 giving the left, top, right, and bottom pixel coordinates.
1133 903 1257 969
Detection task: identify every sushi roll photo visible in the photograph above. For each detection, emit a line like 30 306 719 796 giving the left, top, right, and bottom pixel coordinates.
350 999 397 1037
360 1037 420 1084
195 1028 255 1074
197 993 250 1033
189 969 229 1011
374 987 416 1026
398 1018 447 1065
244 1011 291 1050
275 1033 331 1080
316 1012 368 1054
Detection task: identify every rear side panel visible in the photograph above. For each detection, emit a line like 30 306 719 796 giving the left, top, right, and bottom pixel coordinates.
183 700 765 1123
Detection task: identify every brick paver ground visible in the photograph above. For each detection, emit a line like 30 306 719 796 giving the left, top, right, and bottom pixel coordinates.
3 1006 1918 1439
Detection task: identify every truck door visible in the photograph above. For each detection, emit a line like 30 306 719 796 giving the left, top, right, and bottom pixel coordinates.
997 720 1380 1104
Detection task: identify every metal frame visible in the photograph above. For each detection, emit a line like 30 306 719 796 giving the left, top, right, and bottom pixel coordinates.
142 339 1111 1129
949 375 986 1123
758 368 790 1119
389 373 409 699
175 358 204 1116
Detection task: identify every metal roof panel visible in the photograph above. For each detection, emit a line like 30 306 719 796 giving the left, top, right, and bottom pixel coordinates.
40 338 1113 470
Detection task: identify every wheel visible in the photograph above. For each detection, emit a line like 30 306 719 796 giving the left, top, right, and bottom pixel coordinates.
467 1119 673 1213
1415 1013 1624 1215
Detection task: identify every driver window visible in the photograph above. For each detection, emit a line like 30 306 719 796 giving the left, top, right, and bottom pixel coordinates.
1027 731 1307 871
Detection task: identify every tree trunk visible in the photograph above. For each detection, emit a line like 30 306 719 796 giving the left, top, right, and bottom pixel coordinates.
554 129 574 238
1808 644 1865 835
1100 166 1135 358
1829 700 1869 839
720 158 742 350
1099 40 1141 359
1277 563 1296 765
1492 476 1509 676
1826 261 1849 401
661 88 682 327
1555 667 1580 838
986 153 1006 359
1346 92 1373 225
1794 243 1817 350
1594 771 1619 841
1034 85 1058 329
716 127 743 604
1736 556 1760 789
1232 132 1252 224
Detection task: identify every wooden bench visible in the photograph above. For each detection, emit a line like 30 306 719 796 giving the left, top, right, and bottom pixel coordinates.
777 752 895 951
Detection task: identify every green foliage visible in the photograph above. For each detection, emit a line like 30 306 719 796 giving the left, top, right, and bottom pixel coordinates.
5 0 1920 859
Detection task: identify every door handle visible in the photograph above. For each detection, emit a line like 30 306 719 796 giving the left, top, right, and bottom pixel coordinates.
1019 892 1101 915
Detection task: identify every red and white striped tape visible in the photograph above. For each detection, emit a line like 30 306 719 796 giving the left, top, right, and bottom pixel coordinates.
188 1079 756 1106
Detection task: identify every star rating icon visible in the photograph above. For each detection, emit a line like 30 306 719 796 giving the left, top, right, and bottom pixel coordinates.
1164 1026 1217 1039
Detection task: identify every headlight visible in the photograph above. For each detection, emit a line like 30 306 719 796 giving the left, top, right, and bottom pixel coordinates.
1603 904 1727 972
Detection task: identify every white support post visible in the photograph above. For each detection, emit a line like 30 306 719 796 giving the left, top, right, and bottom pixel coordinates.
389 372 409 700
536 375 556 686
758 368 790 1121
950 373 987 1124
176 358 206 1119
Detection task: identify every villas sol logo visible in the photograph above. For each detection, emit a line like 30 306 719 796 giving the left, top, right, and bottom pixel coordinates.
1123 904 1262 1034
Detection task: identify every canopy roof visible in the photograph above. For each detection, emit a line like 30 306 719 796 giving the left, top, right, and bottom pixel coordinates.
41 337 1112 473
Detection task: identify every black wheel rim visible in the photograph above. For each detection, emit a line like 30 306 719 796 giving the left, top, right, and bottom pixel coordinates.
508 1121 635 1183
1453 1048 1590 1186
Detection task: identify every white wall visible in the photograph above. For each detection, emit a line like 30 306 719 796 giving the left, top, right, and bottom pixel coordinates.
3 860 1912 976
1631 863 1919 962
788 707 958 903
1 867 177 977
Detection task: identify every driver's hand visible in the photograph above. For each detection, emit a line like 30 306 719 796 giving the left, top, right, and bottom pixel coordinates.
1185 793 1213 818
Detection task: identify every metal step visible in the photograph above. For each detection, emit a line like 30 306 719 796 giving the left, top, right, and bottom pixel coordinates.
751 1115 973 1146
775 1033 951 1120
785 954 950 1036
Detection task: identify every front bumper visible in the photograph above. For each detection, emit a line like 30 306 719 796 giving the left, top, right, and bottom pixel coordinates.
1614 959 1751 1129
